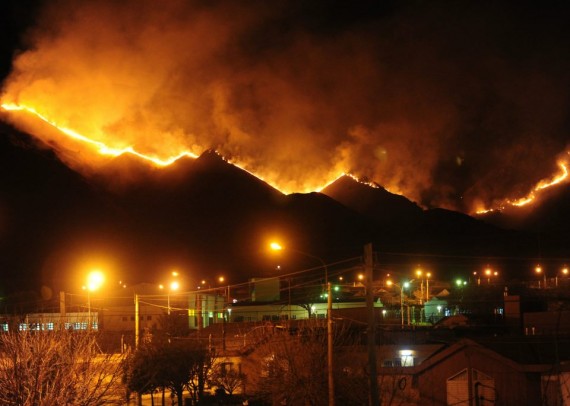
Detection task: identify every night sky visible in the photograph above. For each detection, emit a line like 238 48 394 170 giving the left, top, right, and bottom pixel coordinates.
1 1 570 298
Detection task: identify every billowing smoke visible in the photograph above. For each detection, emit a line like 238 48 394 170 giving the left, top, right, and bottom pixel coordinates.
2 0 569 211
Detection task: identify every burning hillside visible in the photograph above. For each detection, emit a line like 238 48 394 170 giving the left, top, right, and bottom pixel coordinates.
1 1 570 213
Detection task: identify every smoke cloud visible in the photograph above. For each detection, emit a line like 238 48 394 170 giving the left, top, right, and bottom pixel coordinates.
2 0 569 211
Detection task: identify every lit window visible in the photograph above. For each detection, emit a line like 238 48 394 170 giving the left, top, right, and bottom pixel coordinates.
398 349 415 367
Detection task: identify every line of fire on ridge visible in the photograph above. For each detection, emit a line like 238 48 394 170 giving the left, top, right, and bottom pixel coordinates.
1 102 359 195
475 160 569 214
2 102 568 210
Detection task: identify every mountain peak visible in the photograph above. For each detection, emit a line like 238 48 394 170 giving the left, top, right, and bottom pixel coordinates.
321 174 423 224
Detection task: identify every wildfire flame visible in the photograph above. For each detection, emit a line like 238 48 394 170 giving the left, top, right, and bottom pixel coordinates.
1 103 198 166
475 160 569 214
1 101 568 211
1 102 361 194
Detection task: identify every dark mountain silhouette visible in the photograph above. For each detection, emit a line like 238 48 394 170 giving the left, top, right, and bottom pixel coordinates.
0 120 374 295
3 116 568 297
0 120 122 295
320 175 423 236
321 175 546 277
475 183 570 260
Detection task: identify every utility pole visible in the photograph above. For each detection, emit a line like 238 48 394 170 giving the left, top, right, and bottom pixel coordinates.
59 291 66 331
365 243 379 406
327 281 335 406
135 293 139 348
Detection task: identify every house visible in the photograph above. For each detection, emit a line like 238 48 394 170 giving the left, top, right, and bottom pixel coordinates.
407 338 570 405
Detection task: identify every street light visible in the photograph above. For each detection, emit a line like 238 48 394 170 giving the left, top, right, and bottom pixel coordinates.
269 241 328 284
387 280 410 328
159 271 180 315
268 241 334 406
535 265 546 288
425 272 431 302
415 267 424 304
84 270 104 330
558 266 570 287
485 267 492 284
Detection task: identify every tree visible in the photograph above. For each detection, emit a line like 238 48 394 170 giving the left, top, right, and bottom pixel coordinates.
125 340 216 406
123 344 160 404
211 367 246 397
0 330 125 405
242 320 334 405
241 319 404 405
184 343 217 405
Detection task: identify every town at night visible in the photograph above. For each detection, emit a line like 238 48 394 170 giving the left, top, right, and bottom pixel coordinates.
1 1 570 405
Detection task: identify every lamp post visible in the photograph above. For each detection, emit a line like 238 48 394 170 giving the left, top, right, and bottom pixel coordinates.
425 272 431 302
484 267 492 284
387 280 409 328
415 267 423 305
535 265 546 288
269 241 333 406
270 242 328 284
84 270 104 331
159 271 180 315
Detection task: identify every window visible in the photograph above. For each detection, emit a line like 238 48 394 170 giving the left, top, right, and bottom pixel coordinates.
147 316 152 320
399 350 415 367
220 362 233 375
46 322 54 331
0 323 8 332
122 317 127 322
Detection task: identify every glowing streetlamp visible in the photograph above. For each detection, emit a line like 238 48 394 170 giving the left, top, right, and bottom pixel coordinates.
269 241 328 283
485 267 492 284
269 241 333 405
387 280 409 328
415 267 424 304
558 266 570 287
535 265 546 288
425 272 432 302
84 270 104 330
160 271 180 314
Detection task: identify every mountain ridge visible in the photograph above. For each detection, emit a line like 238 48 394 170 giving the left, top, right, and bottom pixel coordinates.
2 117 569 296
